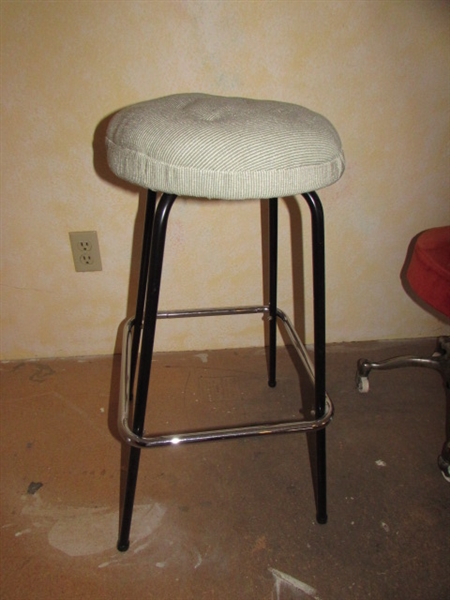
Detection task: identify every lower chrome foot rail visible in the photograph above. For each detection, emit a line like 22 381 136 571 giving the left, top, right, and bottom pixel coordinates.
118 305 333 449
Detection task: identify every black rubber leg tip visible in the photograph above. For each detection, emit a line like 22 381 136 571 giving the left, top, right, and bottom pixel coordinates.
117 540 130 552
268 380 277 388
317 514 328 525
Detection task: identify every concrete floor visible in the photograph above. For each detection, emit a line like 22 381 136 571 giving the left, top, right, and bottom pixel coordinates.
1 339 449 599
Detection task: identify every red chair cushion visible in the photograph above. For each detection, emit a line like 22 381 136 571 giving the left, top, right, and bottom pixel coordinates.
406 226 450 318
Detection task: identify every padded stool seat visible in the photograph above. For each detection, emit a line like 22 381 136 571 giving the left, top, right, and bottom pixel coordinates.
106 93 344 199
105 93 345 551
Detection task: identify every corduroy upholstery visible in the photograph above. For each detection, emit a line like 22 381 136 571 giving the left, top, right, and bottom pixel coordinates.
106 93 345 200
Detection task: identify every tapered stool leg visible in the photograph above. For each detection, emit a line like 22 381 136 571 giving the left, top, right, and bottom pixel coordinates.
302 191 327 524
268 198 278 387
118 192 177 551
118 192 157 552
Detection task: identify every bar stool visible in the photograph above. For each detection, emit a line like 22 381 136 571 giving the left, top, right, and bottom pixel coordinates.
105 93 345 551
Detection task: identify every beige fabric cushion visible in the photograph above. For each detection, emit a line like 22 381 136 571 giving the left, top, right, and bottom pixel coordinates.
106 93 345 200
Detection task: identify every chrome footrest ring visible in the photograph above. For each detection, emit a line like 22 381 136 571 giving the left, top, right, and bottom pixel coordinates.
119 306 334 449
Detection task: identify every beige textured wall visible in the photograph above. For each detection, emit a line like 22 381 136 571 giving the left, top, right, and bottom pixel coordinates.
1 1 449 360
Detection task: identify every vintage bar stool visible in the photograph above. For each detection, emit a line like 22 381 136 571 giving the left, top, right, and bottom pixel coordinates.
105 93 345 551
356 226 450 481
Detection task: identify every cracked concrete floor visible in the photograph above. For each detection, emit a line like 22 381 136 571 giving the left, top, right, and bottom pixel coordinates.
1 339 449 599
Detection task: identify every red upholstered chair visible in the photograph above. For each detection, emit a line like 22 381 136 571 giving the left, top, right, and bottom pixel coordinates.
356 226 450 481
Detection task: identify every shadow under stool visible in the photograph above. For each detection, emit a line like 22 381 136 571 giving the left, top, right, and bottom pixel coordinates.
105 93 345 551
356 226 450 481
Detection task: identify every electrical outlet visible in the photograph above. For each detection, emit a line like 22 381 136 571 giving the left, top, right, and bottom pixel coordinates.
69 231 102 272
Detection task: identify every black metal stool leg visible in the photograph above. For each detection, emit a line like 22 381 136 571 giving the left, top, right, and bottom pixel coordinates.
118 192 177 552
268 198 278 387
302 191 327 524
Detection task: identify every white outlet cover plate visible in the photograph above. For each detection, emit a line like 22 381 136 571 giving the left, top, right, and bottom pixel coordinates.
69 231 102 272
